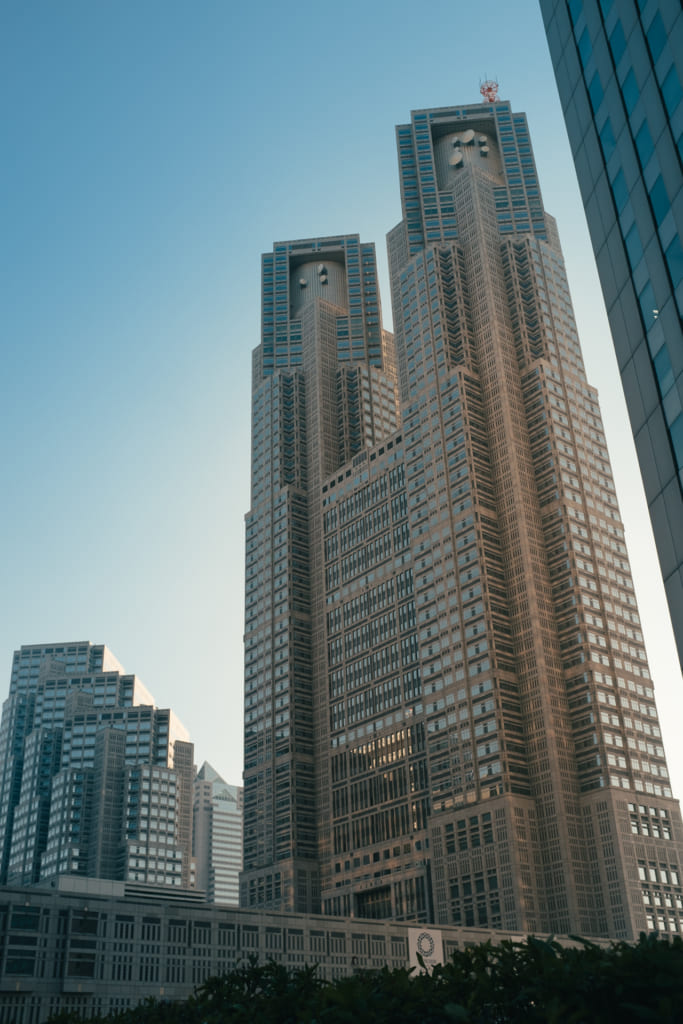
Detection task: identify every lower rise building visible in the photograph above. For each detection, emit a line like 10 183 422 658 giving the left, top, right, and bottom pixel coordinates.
0 878 584 1023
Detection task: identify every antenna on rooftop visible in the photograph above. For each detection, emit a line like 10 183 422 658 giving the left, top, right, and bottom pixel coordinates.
479 79 499 103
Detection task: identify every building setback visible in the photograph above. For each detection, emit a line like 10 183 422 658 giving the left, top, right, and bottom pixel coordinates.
241 97 683 940
540 0 683 668
0 643 194 890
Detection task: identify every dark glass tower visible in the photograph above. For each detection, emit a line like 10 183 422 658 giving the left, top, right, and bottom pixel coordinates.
540 0 683 668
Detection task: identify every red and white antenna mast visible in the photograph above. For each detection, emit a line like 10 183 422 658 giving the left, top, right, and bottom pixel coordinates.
479 79 499 103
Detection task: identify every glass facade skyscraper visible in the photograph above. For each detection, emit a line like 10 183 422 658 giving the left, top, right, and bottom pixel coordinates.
540 0 683 668
242 100 683 938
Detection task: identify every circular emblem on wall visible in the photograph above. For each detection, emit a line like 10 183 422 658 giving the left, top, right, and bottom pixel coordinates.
417 931 435 958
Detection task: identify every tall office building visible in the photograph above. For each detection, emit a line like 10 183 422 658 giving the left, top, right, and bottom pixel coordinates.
540 0 683 667
193 762 243 904
242 98 683 938
242 235 399 912
0 642 195 889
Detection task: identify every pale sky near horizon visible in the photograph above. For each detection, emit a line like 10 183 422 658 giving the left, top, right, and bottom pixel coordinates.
3 1 682 801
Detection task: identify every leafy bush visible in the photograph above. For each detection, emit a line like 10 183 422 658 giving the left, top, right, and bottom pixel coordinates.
47 932 683 1023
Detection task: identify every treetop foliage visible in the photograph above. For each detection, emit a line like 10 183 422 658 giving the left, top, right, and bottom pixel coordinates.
47 932 683 1024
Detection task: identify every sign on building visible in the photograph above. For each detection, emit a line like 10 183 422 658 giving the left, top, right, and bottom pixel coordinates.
408 927 444 972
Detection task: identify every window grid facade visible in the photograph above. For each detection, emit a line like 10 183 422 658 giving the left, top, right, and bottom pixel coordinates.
0 644 194 891
242 101 683 939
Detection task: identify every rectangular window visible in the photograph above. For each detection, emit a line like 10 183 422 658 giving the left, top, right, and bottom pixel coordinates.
625 223 643 269
645 11 667 63
609 21 626 65
635 121 654 166
670 414 683 471
611 169 629 213
599 118 616 161
588 72 604 112
638 281 658 330
569 0 583 25
661 65 683 118
622 69 639 114
654 346 674 395
5 955 35 976
664 234 683 288
649 175 669 226
578 27 592 68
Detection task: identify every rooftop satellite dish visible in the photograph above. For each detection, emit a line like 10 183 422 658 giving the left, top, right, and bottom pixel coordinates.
461 128 475 145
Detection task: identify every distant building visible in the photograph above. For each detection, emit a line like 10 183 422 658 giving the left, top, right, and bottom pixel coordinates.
193 762 242 904
540 0 683 667
0 643 194 890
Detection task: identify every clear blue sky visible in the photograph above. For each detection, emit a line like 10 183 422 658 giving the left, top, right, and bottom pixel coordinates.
2 1 682 797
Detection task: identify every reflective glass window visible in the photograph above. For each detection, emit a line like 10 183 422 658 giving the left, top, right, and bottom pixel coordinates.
599 118 616 161
623 69 639 114
589 72 604 112
646 12 667 63
662 65 683 118
670 414 683 470
611 169 629 212
650 175 669 226
625 223 643 268
569 0 583 27
665 234 683 288
609 21 626 65
654 346 674 394
635 121 654 165
638 281 658 329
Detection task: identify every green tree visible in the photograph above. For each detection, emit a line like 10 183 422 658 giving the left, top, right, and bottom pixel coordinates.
45 934 683 1024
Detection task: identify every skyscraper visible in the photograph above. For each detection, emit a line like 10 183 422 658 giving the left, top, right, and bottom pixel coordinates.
242 235 399 913
540 0 683 668
0 642 195 889
242 98 683 939
193 761 243 904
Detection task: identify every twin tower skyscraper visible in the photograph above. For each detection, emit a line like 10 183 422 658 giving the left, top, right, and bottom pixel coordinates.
241 98 683 940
